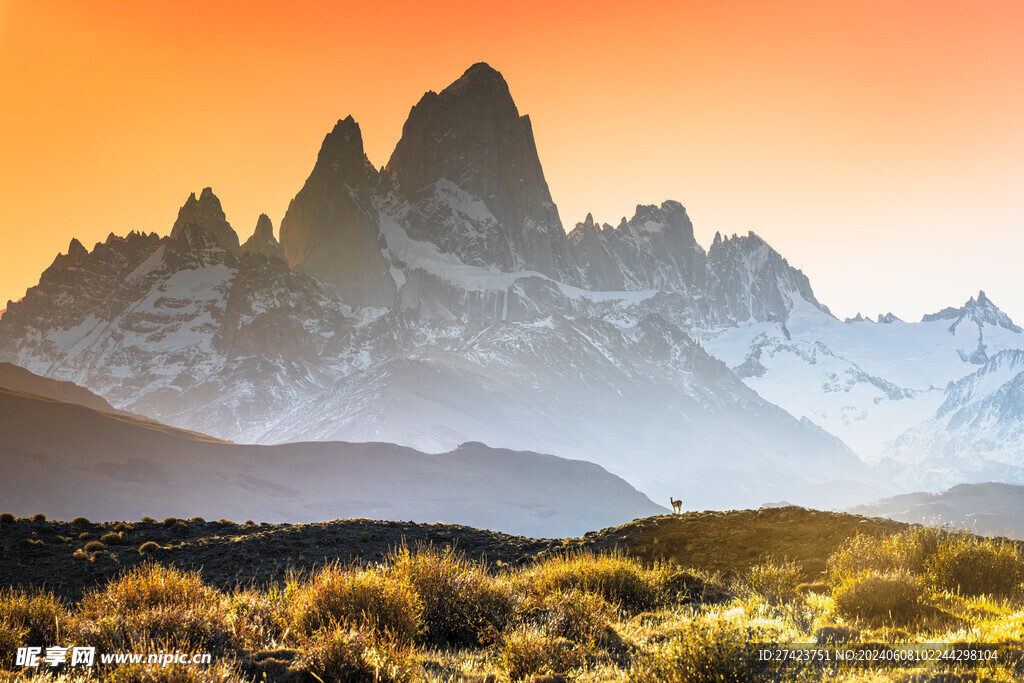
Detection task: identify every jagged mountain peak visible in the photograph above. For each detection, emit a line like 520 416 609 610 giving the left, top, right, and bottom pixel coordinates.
385 63 574 282
922 290 1021 332
439 62 515 102
242 214 285 262
311 115 377 187
169 187 241 256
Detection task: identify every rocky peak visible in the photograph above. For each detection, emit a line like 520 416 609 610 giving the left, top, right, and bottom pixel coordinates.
278 116 396 307
48 238 89 270
169 187 241 256
309 116 377 190
386 63 575 282
242 214 286 263
922 291 1022 333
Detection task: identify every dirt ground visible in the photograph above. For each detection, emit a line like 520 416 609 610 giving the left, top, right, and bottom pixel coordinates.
0 506 944 602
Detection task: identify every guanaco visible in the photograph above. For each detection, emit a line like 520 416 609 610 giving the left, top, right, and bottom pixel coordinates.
670 497 682 514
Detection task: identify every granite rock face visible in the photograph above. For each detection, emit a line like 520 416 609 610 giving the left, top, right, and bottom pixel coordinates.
279 116 396 307
387 63 576 283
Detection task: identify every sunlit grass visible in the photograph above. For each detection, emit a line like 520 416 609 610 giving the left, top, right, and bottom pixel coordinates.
1 528 1021 681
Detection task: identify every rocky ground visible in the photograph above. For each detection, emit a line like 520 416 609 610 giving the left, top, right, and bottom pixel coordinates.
0 507 946 602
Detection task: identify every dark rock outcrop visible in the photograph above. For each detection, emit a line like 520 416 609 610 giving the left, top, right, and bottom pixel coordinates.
387 63 575 282
279 116 396 307
242 214 286 263
169 187 241 256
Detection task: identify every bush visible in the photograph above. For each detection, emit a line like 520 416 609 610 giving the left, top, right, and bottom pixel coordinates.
188 517 205 524
140 516 156 524
72 516 91 525
285 564 422 644
832 570 927 626
499 627 585 682
227 589 286 650
525 589 614 645
101 532 124 545
31 513 46 522
0 587 69 659
139 542 159 555
389 544 517 646
925 535 1023 597
299 625 416 683
827 529 945 587
630 620 789 683
75 564 233 651
84 541 106 553
1 513 16 523
79 532 92 540
517 550 666 614
162 517 179 527
745 559 802 602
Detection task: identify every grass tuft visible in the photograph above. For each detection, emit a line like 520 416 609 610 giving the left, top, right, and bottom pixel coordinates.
299 625 417 683
832 570 927 626
285 563 422 644
517 550 666 614
389 544 517 646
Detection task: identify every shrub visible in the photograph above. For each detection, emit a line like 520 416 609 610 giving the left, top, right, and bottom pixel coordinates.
188 517 205 524
244 520 255 526
1 513 17 523
139 542 159 555
285 564 422 644
299 626 416 683
101 532 124 545
72 516 91 525
630 620 789 683
827 529 945 587
925 535 1023 597
227 589 286 650
162 517 179 527
517 550 665 614
31 513 46 522
389 544 517 646
140 516 156 524
21 538 44 548
525 589 614 645
73 549 89 561
0 587 68 652
499 627 585 682
75 564 232 651
217 519 234 526
0 622 25 669
79 531 92 540
84 541 106 553
832 570 927 626
745 559 802 602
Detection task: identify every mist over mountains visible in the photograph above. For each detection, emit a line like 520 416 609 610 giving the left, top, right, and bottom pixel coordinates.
2 63 1022 513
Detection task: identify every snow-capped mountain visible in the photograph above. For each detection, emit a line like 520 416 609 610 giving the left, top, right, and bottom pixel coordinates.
702 291 1024 487
879 349 1024 489
4 62 1019 509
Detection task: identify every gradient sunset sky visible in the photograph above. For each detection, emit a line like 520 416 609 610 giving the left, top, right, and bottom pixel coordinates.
2 1 1022 322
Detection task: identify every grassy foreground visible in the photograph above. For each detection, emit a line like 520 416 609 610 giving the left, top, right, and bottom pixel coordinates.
1 519 1023 681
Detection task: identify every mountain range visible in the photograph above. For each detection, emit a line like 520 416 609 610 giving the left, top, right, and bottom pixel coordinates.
2 62 1021 513
0 382 663 536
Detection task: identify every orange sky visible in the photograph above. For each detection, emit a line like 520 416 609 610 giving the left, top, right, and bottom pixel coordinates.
2 1 1022 322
